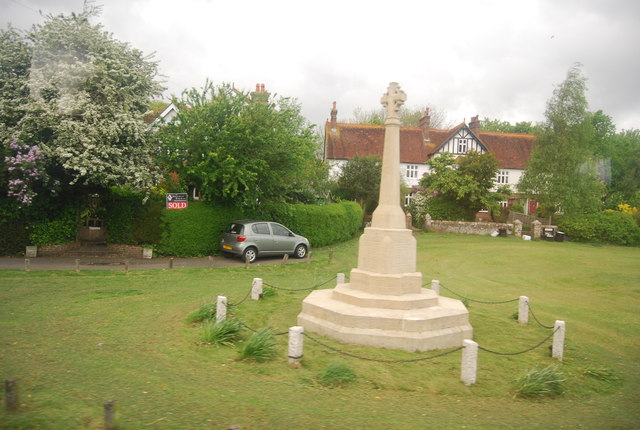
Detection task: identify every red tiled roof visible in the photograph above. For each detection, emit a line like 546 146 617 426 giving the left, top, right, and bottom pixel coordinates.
325 122 535 170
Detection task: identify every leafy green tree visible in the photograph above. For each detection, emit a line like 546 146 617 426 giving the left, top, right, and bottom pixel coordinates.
519 65 605 218
481 118 539 134
2 4 164 207
157 81 322 209
334 155 382 215
349 105 451 128
420 151 507 220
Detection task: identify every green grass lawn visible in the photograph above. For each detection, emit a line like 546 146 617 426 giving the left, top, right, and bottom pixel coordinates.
1 233 639 429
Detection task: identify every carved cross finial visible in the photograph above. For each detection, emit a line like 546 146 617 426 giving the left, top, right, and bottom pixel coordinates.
380 82 407 120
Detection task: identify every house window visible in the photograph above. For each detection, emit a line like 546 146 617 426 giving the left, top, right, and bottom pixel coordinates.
404 193 414 207
499 201 508 208
406 164 418 179
458 139 467 153
496 170 509 184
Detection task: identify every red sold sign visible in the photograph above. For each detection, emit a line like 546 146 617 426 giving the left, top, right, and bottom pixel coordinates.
166 193 188 210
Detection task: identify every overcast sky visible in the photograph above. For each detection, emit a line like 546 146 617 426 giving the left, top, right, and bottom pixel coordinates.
3 0 640 131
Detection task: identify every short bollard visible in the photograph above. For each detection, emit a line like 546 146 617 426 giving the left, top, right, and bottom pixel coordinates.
216 296 227 322
124 260 129 272
431 280 440 296
251 278 263 300
104 400 116 430
75 259 80 274
24 259 30 272
288 326 304 368
518 296 529 324
169 257 174 269
336 273 345 285
552 320 566 361
461 339 478 386
306 251 312 263
281 254 289 266
5 378 18 410
328 249 334 263
208 255 213 268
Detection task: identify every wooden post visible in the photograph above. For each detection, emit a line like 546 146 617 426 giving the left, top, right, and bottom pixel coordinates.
251 278 263 300
552 320 566 361
281 254 289 267
104 400 116 430
75 259 80 274
328 249 334 263
124 260 129 272
5 379 18 410
208 256 213 268
216 296 227 322
461 339 478 386
306 251 312 263
169 258 174 269
431 279 440 296
24 258 30 272
288 326 304 368
518 296 529 324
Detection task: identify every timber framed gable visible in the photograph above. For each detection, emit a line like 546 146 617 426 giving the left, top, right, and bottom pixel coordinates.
432 125 488 157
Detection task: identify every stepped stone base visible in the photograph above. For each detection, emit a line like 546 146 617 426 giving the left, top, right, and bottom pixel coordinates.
298 283 473 352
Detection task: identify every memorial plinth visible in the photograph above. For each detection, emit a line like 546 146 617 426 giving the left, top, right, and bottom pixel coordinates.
298 83 472 351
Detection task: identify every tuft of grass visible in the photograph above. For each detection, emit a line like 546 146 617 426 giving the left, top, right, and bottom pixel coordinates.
514 365 565 398
187 302 217 324
261 286 277 298
583 367 622 383
317 360 357 388
202 318 242 346
237 328 277 362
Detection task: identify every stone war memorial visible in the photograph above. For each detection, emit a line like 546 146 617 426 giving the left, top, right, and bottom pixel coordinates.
298 82 473 351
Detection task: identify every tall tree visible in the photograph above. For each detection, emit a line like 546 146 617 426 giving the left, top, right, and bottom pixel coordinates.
349 105 452 129
157 81 322 208
1 4 164 207
518 64 604 218
481 118 539 134
334 155 382 215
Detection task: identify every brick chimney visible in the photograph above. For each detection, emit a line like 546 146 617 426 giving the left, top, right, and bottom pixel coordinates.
419 107 431 143
469 115 481 136
330 101 337 132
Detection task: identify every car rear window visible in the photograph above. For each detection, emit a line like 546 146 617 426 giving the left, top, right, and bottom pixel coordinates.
226 223 244 234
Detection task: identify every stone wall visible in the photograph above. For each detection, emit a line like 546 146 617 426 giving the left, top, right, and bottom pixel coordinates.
426 220 513 236
507 211 547 226
37 243 144 258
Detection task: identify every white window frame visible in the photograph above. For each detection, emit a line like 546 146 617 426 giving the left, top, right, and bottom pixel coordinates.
496 170 509 184
404 192 414 207
406 164 419 179
458 138 467 153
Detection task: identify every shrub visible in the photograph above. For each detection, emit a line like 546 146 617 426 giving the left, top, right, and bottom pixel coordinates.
104 188 164 245
317 360 357 388
158 201 244 256
202 318 243 346
427 197 471 221
237 328 277 362
514 365 565 398
558 211 640 246
187 302 217 324
28 207 77 246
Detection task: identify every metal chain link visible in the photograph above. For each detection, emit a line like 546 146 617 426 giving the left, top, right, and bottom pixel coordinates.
527 302 555 329
434 283 520 305
477 327 559 356
238 320 288 336
302 332 463 363
264 275 337 292
228 288 252 307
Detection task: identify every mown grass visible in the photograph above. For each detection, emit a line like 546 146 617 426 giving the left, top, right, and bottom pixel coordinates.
0 233 639 429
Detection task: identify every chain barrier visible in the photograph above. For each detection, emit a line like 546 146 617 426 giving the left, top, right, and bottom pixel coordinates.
264 275 337 292
302 332 463 363
434 283 519 305
227 288 252 307
477 326 559 356
527 302 555 329
238 319 288 336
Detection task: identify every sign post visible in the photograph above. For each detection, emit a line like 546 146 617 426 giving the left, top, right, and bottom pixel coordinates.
166 193 188 210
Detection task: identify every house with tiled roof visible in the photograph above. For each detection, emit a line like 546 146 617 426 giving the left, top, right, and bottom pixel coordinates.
324 103 536 208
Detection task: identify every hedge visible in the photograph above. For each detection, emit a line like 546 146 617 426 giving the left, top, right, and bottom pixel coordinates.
104 188 164 245
558 211 640 246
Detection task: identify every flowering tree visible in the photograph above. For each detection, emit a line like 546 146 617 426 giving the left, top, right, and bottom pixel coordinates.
1 4 163 208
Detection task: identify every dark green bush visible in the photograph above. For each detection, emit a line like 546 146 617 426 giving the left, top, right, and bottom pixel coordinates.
427 197 471 221
558 211 640 246
278 201 363 248
104 188 164 245
158 201 244 256
0 217 29 254
28 207 77 246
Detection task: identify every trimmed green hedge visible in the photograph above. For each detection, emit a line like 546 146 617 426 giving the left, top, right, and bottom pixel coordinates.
104 189 164 245
28 207 77 246
157 202 244 256
278 201 363 248
558 211 640 246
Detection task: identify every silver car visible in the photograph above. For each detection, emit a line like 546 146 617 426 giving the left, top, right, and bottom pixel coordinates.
220 220 310 263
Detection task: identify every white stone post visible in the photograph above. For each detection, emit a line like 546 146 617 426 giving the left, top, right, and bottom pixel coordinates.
461 339 478 386
532 220 542 239
336 273 345 285
514 219 523 237
288 326 304 367
216 296 227 322
251 278 263 300
25 246 37 258
431 280 440 296
552 320 566 361
518 296 529 324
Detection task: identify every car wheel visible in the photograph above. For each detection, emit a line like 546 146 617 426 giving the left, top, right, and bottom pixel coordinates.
242 247 257 263
294 244 307 259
